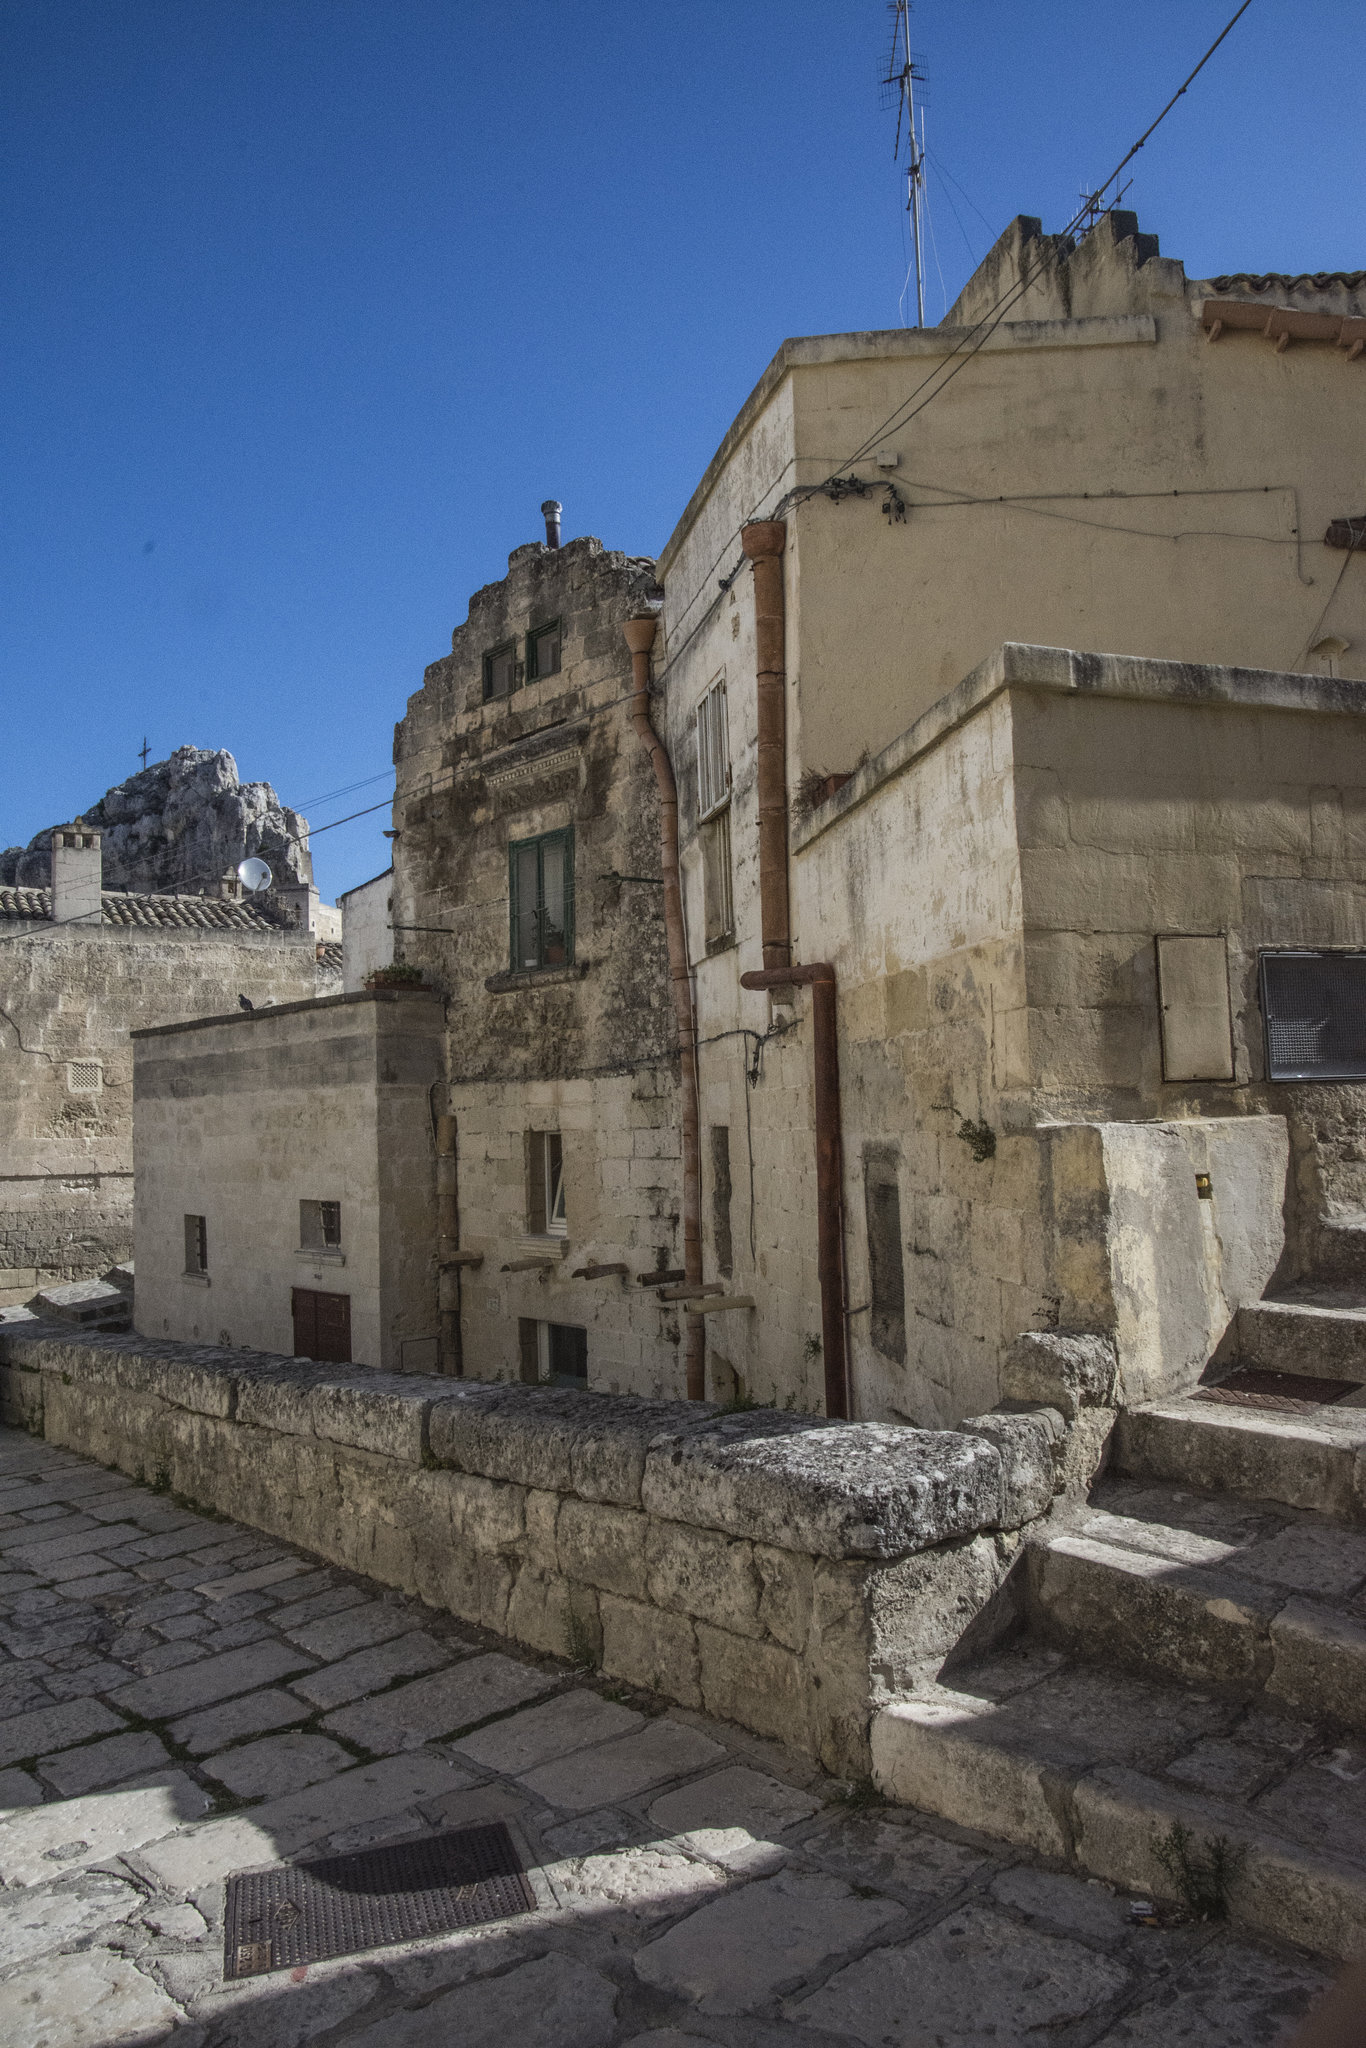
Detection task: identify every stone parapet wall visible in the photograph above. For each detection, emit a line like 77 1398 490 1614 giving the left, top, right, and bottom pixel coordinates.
0 1326 1064 1773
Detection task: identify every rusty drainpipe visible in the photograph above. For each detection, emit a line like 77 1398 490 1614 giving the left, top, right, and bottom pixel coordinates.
737 522 850 1421
624 612 707 1402
435 1112 462 1376
742 522 792 973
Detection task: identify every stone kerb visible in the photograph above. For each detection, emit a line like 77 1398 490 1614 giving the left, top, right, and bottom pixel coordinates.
0 1326 1052 1772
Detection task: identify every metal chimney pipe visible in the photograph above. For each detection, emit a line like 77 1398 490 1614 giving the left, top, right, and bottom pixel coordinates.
541 499 563 549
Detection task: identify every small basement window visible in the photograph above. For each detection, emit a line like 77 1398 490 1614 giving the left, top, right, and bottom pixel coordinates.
527 1131 567 1236
526 619 562 682
300 1199 342 1250
509 828 574 971
519 1317 587 1387
184 1214 208 1276
1261 949 1366 1081
482 639 522 702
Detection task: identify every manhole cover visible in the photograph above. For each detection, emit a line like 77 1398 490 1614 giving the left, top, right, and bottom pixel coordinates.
1195 1369 1360 1415
223 1821 536 1977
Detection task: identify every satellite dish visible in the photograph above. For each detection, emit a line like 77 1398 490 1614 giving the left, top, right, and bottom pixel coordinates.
237 857 272 893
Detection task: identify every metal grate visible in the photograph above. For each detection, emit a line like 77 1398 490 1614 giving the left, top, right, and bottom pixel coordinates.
223 1821 536 1977
1196 1368 1360 1415
1260 950 1366 1082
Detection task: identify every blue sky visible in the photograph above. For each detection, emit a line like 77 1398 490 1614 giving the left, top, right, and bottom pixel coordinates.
3 1 1362 901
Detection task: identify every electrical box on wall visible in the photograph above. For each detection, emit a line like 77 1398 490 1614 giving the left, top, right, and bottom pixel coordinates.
1261 949 1366 1081
1156 934 1234 1082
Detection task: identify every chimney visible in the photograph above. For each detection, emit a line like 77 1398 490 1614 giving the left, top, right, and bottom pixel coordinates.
277 879 320 936
541 499 562 549
51 822 103 927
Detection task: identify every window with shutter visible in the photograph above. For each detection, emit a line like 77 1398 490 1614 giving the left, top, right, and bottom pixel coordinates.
696 677 730 820
508 829 574 971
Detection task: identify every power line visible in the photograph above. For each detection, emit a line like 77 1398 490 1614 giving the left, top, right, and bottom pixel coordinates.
660 0 1258 666
294 769 394 811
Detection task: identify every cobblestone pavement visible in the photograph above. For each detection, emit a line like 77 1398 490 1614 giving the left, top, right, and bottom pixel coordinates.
0 1429 1337 2047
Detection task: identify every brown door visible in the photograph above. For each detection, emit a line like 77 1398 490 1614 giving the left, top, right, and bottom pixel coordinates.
291 1288 352 1364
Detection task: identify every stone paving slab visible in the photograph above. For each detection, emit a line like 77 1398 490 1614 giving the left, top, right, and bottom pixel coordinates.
324 1650 557 1752
0 1424 1344 2048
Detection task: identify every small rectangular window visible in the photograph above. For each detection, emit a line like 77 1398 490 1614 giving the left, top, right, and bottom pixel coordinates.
710 1126 733 1278
300 1199 342 1250
518 1318 587 1386
696 677 731 819
526 619 561 681
1261 949 1366 1081
702 809 734 947
527 1131 566 1237
864 1152 906 1364
482 640 521 702
509 828 574 971
184 1214 208 1275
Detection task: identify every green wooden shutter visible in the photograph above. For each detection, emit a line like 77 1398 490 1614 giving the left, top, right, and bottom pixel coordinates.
562 827 575 963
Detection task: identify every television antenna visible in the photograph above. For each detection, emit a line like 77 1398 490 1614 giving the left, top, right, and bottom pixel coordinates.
881 1 927 326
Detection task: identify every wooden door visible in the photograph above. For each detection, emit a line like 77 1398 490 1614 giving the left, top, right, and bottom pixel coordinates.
291 1288 352 1364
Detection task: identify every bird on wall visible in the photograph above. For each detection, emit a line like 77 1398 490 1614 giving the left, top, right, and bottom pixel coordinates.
238 995 254 1012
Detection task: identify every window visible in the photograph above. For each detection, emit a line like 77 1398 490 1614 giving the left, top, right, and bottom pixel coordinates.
696 677 730 819
482 639 522 702
184 1214 208 1276
292 1288 351 1364
519 1317 587 1387
526 619 561 682
710 1126 733 1277
702 808 734 947
1261 949 1366 1081
300 1199 342 1250
527 1130 567 1236
509 828 574 971
863 1151 906 1364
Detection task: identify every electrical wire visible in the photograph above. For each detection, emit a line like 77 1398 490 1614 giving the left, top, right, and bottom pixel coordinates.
294 769 394 811
1292 529 1365 667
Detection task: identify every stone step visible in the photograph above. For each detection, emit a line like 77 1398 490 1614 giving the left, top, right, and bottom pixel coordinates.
871 1645 1366 1959
1115 1393 1366 1525
1027 1479 1366 1730
1236 1293 1366 1382
28 1281 131 1332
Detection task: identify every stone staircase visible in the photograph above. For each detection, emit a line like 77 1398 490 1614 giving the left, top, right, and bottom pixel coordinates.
873 1296 1366 1958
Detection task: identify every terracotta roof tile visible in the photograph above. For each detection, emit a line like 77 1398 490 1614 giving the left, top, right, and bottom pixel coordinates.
0 885 293 935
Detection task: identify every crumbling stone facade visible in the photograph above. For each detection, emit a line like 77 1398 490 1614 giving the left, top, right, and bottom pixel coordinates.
393 533 690 1394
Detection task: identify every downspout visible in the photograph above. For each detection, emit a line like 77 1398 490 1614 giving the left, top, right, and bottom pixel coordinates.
435 1112 462 1376
741 522 792 972
739 965 849 1419
738 522 850 1421
625 613 707 1402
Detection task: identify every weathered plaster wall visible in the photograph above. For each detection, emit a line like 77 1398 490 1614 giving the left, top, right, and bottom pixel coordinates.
0 1326 1067 1772
0 925 328 1300
660 214 1366 790
338 869 393 994
133 992 444 1370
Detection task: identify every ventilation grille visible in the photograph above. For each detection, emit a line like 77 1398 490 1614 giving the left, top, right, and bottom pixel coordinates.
1261 950 1366 1081
66 1061 102 1096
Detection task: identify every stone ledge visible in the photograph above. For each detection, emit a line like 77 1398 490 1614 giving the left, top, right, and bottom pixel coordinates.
0 1325 1060 1772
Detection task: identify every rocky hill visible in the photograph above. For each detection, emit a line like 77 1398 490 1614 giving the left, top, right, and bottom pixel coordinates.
0 747 314 894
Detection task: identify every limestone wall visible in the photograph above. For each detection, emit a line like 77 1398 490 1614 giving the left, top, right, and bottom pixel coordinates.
0 925 329 1301
451 1064 687 1397
133 991 444 1370
0 1326 1064 1774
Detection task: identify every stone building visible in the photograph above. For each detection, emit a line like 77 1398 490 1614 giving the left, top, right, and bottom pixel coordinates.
1 822 339 1302
130 211 1366 1422
653 209 1366 1424
389 523 684 1390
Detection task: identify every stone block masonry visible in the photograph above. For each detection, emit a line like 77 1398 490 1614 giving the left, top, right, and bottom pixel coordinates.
0 1323 1058 1773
